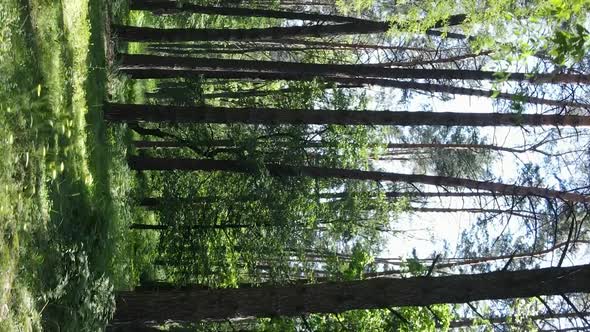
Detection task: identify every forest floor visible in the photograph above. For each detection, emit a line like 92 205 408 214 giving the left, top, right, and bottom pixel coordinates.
0 0 155 330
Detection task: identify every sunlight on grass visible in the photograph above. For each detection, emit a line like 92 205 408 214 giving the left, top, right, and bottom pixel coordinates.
0 0 135 330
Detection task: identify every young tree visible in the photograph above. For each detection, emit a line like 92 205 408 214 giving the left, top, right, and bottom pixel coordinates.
127 157 590 203
120 54 590 84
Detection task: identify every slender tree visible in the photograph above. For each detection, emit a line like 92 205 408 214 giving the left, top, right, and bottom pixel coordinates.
127 157 590 203
120 54 590 84
119 68 588 109
409 207 538 219
384 142 579 156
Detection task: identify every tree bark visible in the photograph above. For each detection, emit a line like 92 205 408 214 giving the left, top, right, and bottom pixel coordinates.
130 0 375 24
129 223 251 230
113 264 590 322
126 157 590 203
104 103 590 127
113 14 466 42
120 54 590 84
106 321 163 332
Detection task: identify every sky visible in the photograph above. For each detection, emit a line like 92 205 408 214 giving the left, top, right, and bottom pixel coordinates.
364 86 590 267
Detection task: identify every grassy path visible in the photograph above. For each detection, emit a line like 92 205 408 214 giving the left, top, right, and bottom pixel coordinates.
0 0 140 330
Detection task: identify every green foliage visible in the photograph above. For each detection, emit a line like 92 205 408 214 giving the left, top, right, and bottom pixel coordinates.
0 0 138 330
335 0 375 15
41 246 115 331
403 126 494 178
549 24 589 65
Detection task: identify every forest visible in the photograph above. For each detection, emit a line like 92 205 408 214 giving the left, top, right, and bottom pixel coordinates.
1 0 590 331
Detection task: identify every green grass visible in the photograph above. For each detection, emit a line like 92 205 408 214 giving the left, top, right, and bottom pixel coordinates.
0 0 146 330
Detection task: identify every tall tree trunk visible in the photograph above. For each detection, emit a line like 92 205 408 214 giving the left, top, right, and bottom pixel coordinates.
149 46 338 55
203 84 358 99
113 14 466 42
151 40 438 53
436 241 589 270
133 139 234 149
368 51 491 68
120 68 587 109
140 191 501 209
120 54 590 84
274 38 438 52
129 223 251 230
127 157 590 203
104 103 590 127
133 140 187 149
410 207 537 219
369 80 590 109
130 0 375 24
449 311 590 328
323 191 504 200
385 143 544 155
106 321 163 332
113 264 590 322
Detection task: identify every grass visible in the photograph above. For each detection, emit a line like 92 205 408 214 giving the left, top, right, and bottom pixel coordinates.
0 0 149 330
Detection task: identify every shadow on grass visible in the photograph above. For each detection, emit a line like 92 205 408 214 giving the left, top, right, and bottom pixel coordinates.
0 0 141 330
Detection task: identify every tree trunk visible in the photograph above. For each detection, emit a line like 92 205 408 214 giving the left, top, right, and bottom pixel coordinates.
274 38 438 52
127 157 590 203
203 84 358 99
129 223 251 230
133 139 234 149
449 310 590 328
133 140 186 149
130 0 375 24
119 54 590 84
368 51 491 68
140 191 500 209
104 103 590 127
113 264 590 322
151 40 437 53
113 14 466 42
371 80 590 109
436 241 589 270
386 143 538 155
120 68 587 108
149 46 338 55
106 322 163 332
410 206 537 219
322 191 504 202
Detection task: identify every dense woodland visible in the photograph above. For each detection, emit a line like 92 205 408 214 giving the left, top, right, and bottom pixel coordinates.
103 0 590 330
2 0 590 330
